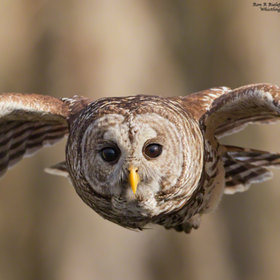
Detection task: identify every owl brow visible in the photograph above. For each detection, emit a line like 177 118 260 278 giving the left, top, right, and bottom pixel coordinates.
93 140 119 151
143 136 165 146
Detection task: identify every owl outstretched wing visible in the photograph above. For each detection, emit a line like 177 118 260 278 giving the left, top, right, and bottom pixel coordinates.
200 83 280 138
0 93 93 177
179 83 280 136
0 93 70 177
183 83 280 194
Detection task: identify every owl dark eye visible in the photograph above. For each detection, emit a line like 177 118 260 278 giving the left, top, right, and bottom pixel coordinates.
144 143 163 159
100 147 120 163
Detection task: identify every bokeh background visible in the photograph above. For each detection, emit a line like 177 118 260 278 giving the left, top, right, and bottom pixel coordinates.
0 1 280 280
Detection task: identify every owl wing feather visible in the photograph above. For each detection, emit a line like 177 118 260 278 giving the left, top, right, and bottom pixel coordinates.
179 83 280 137
173 86 231 121
222 145 280 194
181 83 280 194
0 93 70 177
199 83 280 137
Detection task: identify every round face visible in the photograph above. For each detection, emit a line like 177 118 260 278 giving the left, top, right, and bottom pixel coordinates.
67 97 204 226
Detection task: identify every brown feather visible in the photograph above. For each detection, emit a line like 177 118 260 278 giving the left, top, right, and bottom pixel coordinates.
222 145 280 194
0 93 70 177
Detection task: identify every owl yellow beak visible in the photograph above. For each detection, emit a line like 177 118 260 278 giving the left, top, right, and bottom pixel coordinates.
128 166 140 194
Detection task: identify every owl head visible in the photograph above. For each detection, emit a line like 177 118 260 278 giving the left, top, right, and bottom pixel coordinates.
66 96 204 225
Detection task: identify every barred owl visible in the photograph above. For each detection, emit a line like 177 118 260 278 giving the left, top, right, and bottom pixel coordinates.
1 83 280 233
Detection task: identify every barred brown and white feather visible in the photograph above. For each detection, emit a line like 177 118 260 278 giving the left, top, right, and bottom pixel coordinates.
0 93 69 177
0 121 67 176
222 145 280 194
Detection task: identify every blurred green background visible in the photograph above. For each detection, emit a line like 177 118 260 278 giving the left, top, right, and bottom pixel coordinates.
0 1 280 280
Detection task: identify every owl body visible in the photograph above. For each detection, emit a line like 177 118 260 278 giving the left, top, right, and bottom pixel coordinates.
1 83 280 233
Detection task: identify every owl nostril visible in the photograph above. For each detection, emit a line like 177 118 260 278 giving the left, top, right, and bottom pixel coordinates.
127 166 138 173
